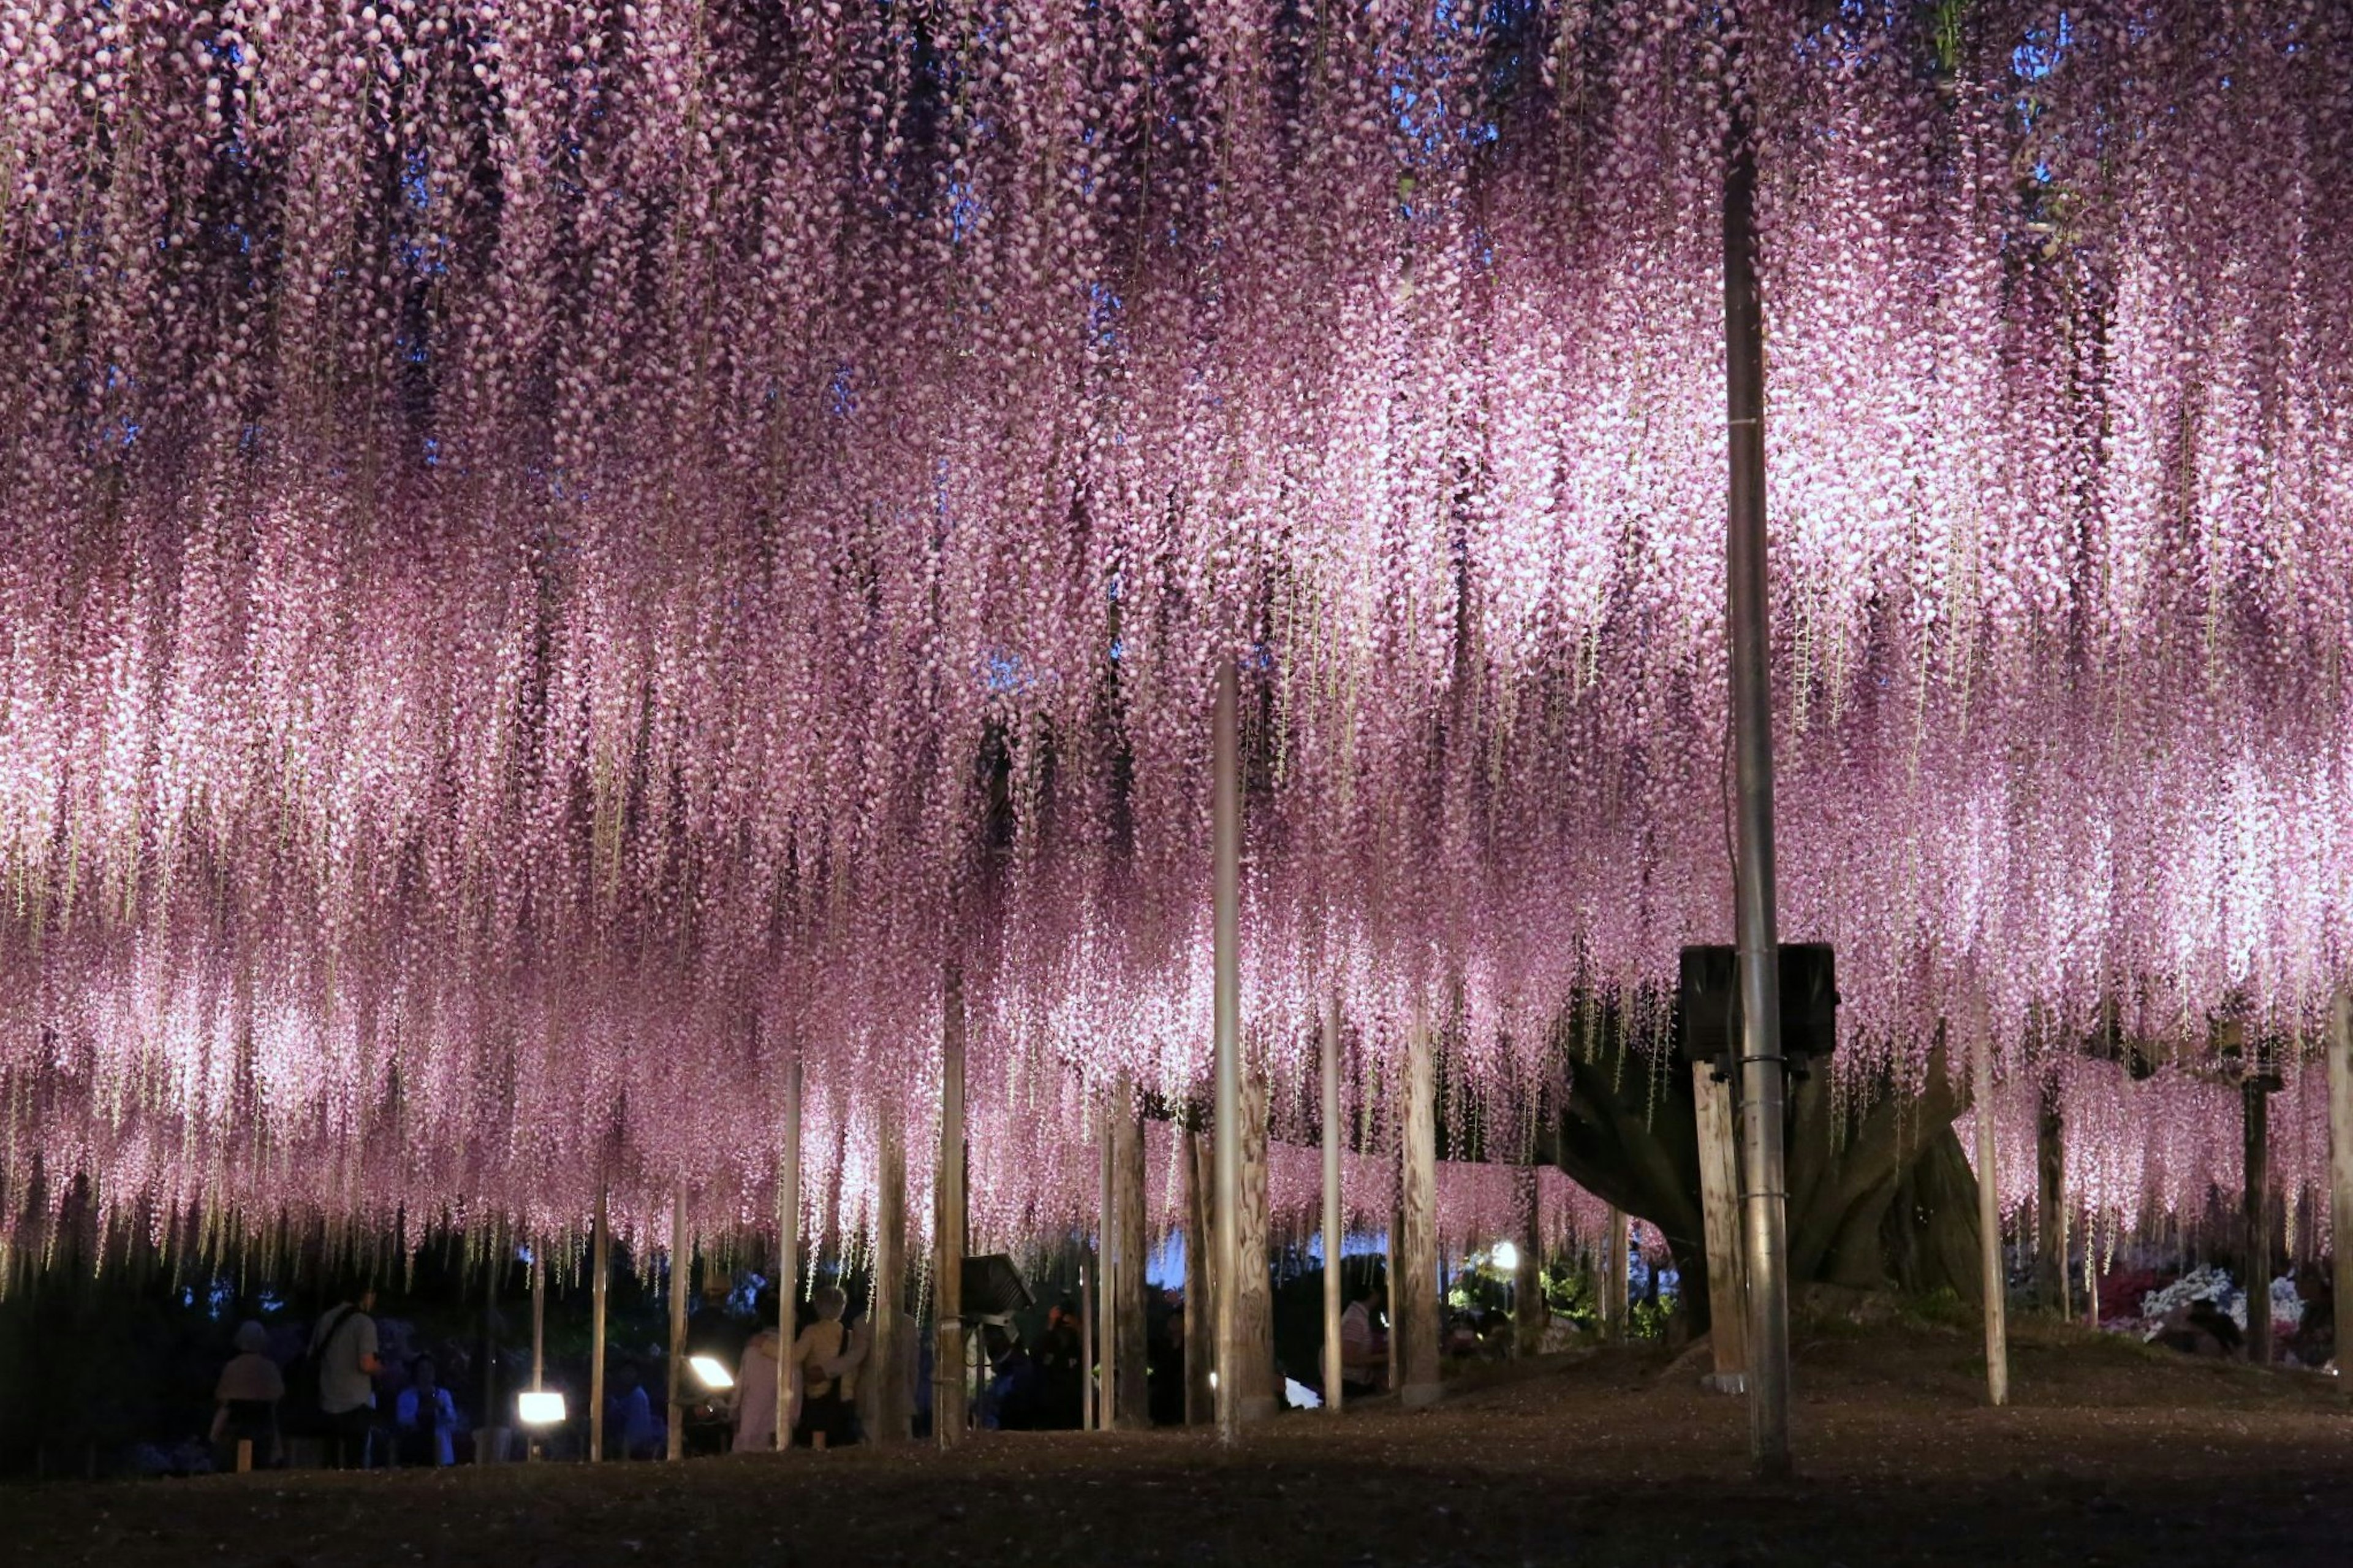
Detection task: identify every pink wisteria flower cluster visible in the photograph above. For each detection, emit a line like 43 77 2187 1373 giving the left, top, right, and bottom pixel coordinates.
0 0 2347 1273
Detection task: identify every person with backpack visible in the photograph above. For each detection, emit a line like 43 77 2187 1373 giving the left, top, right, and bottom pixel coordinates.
306 1287 384 1468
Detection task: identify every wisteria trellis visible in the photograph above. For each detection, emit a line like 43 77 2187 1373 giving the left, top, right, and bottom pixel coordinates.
1 0 2349 1271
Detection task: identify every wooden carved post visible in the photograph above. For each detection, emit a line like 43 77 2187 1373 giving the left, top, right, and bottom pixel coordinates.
1113 1081 1150 1430
1972 1026 2009 1406
1183 1123 1213 1423
934 972 967 1449
590 1190 609 1463
2036 1077 2068 1316
667 1185 689 1460
868 1112 909 1442
2330 988 2353 1372
1692 1061 1747 1387
1235 1056 1278 1422
1321 996 1346 1408
1396 1007 1441 1409
776 1057 801 1451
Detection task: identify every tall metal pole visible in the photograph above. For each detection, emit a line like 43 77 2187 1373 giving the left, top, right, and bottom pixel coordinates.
1723 21 1793 1480
776 1055 801 1452
1212 655 1243 1443
1320 993 1344 1414
531 1241 546 1392
589 1190 609 1463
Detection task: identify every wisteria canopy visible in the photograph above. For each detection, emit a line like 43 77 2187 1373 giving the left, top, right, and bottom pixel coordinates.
0 0 2347 1275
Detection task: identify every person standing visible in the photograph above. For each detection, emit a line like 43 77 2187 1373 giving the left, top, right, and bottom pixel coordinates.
1339 1277 1389 1398
311 1286 384 1468
394 1356 461 1467
732 1289 792 1453
210 1321 285 1471
1034 1298 1085 1429
790 1286 854 1449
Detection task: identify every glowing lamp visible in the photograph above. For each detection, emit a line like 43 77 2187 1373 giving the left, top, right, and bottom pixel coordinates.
1490 1241 1520 1273
689 1354 735 1391
517 1390 567 1426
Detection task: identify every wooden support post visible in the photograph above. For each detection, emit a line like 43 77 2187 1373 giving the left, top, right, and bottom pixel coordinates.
531 1241 546 1392
868 1112 909 1442
1080 1258 1096 1432
1396 1007 1441 1409
1513 1164 1546 1359
935 972 968 1449
1183 1124 1213 1424
777 1057 801 1451
1096 1096 1116 1425
2331 988 2353 1372
1211 655 1244 1442
1385 1187 1401 1398
2036 1077 2068 1316
1972 1029 2009 1406
1112 1082 1150 1430
2245 1074 2273 1366
590 1191 609 1463
667 1185 689 1460
1602 1206 1629 1341
1692 1062 1747 1388
1320 996 1346 1409
480 1229 502 1464
1235 1058 1278 1422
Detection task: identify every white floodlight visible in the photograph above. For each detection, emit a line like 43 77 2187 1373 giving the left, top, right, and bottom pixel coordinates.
517 1390 568 1426
689 1353 735 1391
1490 1241 1520 1273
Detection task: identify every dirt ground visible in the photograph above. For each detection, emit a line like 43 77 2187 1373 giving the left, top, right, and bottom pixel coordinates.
8 1318 2351 1568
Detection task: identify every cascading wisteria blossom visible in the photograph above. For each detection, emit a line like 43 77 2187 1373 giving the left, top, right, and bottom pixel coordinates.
1 0 2348 1273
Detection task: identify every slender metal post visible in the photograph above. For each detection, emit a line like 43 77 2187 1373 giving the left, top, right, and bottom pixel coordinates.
531 1242 546 1390
1320 993 1344 1413
1723 27 1792 1479
666 1184 689 1460
776 1056 801 1452
1212 655 1243 1443
589 1191 609 1463
936 966 968 1449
